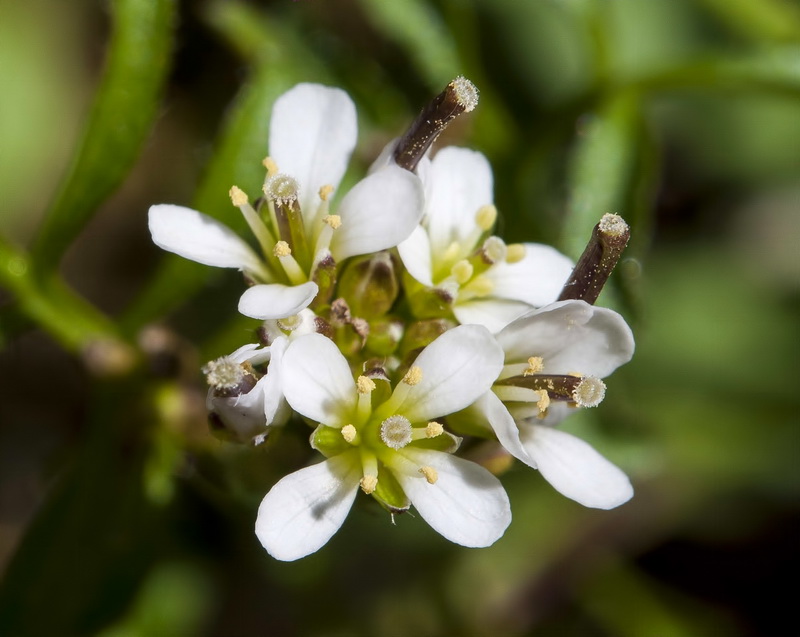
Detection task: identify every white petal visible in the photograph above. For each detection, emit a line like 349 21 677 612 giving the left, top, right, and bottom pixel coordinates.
472 391 532 464
148 204 263 273
486 243 573 307
425 147 493 254
397 225 434 287
255 453 361 561
330 165 424 261
227 343 263 364
262 336 289 426
394 449 511 547
289 308 321 338
281 333 357 426
269 84 357 215
496 300 635 376
520 425 633 509
396 325 504 423
237 282 318 320
453 298 533 334
509 401 573 428
207 382 266 442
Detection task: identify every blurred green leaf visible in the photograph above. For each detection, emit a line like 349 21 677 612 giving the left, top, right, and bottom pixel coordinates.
562 90 640 259
638 48 800 95
356 0 462 90
696 0 800 43
578 559 736 637
0 234 120 351
97 563 214 637
32 0 177 272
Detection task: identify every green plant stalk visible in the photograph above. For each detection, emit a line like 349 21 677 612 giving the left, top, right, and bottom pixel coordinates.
32 0 176 272
0 235 120 351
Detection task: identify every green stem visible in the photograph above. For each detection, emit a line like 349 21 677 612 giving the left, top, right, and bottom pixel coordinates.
0 235 121 352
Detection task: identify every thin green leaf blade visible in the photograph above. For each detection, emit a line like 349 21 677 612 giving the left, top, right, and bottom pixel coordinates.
32 0 177 271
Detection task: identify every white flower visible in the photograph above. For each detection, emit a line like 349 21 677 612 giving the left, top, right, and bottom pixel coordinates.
203 341 289 444
149 83 425 321
255 325 511 561
204 309 320 443
455 300 635 509
397 146 574 333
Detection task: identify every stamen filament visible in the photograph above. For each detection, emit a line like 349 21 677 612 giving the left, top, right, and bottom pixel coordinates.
457 275 494 301
360 449 379 494
356 376 375 423
314 215 340 257
377 366 423 417
230 186 278 259
273 244 308 285
497 362 536 381
493 385 542 403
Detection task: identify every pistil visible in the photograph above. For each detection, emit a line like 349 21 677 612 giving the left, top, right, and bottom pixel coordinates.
393 76 480 172
557 213 630 304
496 373 607 407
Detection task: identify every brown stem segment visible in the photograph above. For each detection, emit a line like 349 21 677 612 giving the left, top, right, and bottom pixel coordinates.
393 76 479 173
557 213 630 305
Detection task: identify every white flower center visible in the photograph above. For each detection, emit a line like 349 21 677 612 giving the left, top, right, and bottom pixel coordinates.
380 415 413 449
265 173 299 206
572 376 606 408
202 356 245 390
277 313 303 331
452 75 479 112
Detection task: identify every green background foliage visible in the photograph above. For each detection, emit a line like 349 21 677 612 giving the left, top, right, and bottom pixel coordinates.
1 0 798 635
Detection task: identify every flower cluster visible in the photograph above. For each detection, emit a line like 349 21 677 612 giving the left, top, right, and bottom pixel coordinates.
149 78 635 561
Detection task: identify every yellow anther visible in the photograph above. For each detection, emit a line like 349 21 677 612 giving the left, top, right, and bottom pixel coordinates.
523 356 544 376
426 421 444 438
262 156 279 175
341 424 357 443
319 184 335 202
536 390 551 415
403 366 423 386
568 371 583 377
323 214 342 229
505 243 526 263
357 376 376 394
360 475 378 494
419 466 438 484
274 241 292 258
451 260 473 284
482 236 507 263
229 185 248 207
475 204 497 231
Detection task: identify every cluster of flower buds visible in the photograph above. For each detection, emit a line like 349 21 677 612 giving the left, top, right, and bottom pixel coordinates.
149 78 635 561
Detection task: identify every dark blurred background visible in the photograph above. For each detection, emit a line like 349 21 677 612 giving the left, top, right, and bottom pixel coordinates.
1 0 798 635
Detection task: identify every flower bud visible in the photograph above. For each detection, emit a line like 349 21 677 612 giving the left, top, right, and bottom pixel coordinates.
365 317 404 356
400 318 456 357
336 251 399 319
